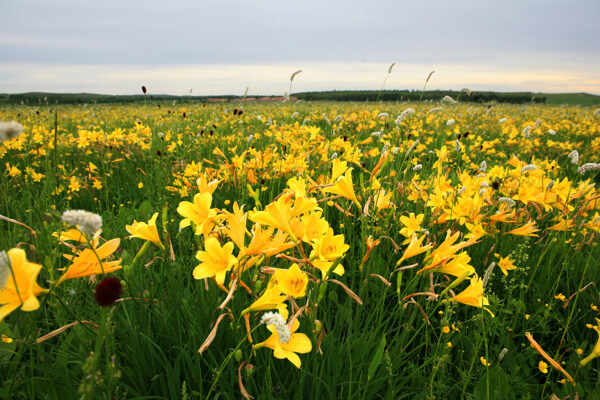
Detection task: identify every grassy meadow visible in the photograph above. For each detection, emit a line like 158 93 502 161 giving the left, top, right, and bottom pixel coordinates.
1 100 600 399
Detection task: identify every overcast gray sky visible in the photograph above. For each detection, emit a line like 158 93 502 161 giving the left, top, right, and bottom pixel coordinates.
1 0 598 95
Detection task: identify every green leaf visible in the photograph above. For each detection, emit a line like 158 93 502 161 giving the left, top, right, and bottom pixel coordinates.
367 336 386 381
473 366 508 400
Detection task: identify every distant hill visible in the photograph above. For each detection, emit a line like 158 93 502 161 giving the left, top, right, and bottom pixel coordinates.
0 90 598 105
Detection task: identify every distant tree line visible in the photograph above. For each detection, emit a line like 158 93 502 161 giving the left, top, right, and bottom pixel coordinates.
0 90 547 105
294 90 546 104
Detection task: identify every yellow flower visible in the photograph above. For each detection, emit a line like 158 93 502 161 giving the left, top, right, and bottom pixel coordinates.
310 228 350 262
480 356 490 367
506 220 540 237
57 239 122 285
418 251 475 277
1 333 13 343
241 285 287 315
126 212 165 250
373 189 393 212
396 234 432 266
539 361 549 373
0 249 45 322
399 213 424 242
311 258 345 278
52 228 100 248
249 195 296 240
254 319 312 368
324 168 361 209
274 264 309 298
222 202 247 249
177 192 218 237
497 256 516 276
193 238 237 285
581 318 600 366
444 276 493 316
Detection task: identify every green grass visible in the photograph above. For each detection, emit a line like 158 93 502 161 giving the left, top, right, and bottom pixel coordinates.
1 101 600 399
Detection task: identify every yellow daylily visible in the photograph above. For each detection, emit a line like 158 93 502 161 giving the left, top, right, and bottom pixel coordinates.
581 318 600 366
177 192 218 237
324 168 361 209
254 319 312 368
241 285 287 315
443 276 494 316
193 237 237 285
126 212 165 250
57 239 122 285
310 228 350 262
274 264 309 298
0 249 46 322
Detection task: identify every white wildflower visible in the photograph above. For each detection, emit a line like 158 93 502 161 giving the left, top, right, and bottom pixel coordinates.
578 163 600 175
498 118 507 124
479 188 486 196
567 150 579 165
377 112 389 119
480 160 487 172
323 114 331 125
520 164 537 173
333 115 342 124
593 109 600 117
547 129 556 135
260 312 291 344
291 112 299 119
405 139 419 158
395 108 415 125
522 126 531 138
0 121 24 141
257 115 263 121
157 132 165 138
455 140 461 152
0 251 11 290
545 180 555 191
441 95 458 105
413 164 422 171
480 182 489 188
458 186 467 195
330 152 338 160
499 348 508 361
428 107 442 114
498 197 516 208
533 119 542 130
61 210 102 237
302 118 310 127
447 119 455 126
482 262 496 289
371 131 383 139
266 117 273 126
392 147 400 155
247 134 254 143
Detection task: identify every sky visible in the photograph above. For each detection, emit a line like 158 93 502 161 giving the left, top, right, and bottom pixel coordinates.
0 0 599 96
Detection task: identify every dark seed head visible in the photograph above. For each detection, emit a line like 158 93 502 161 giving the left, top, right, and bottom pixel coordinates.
94 277 122 306
492 181 500 190
141 86 147 94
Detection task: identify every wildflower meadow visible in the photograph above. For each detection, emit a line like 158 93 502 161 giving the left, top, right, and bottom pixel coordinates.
1 98 600 399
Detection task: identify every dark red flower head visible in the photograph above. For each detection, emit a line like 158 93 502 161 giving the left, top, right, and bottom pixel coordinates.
94 277 122 306
141 86 147 94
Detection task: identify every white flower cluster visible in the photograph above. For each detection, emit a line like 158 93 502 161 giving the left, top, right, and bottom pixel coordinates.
455 140 461 152
428 107 443 114
533 119 542 130
405 139 419 158
522 126 531 138
446 119 455 127
290 112 299 119
61 210 102 237
593 109 600 117
377 112 389 119
395 108 415 125
0 251 11 290
498 197 516 208
547 129 556 135
323 114 331 125
371 131 383 140
247 134 254 143
546 180 555 191
480 160 487 172
567 150 579 165
330 152 338 160
333 115 342 124
441 95 458 105
412 164 422 171
578 163 600 175
0 121 24 141
260 312 291 344
520 164 538 173
498 118 508 124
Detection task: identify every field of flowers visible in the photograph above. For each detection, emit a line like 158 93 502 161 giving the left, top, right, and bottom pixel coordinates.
1 100 600 399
